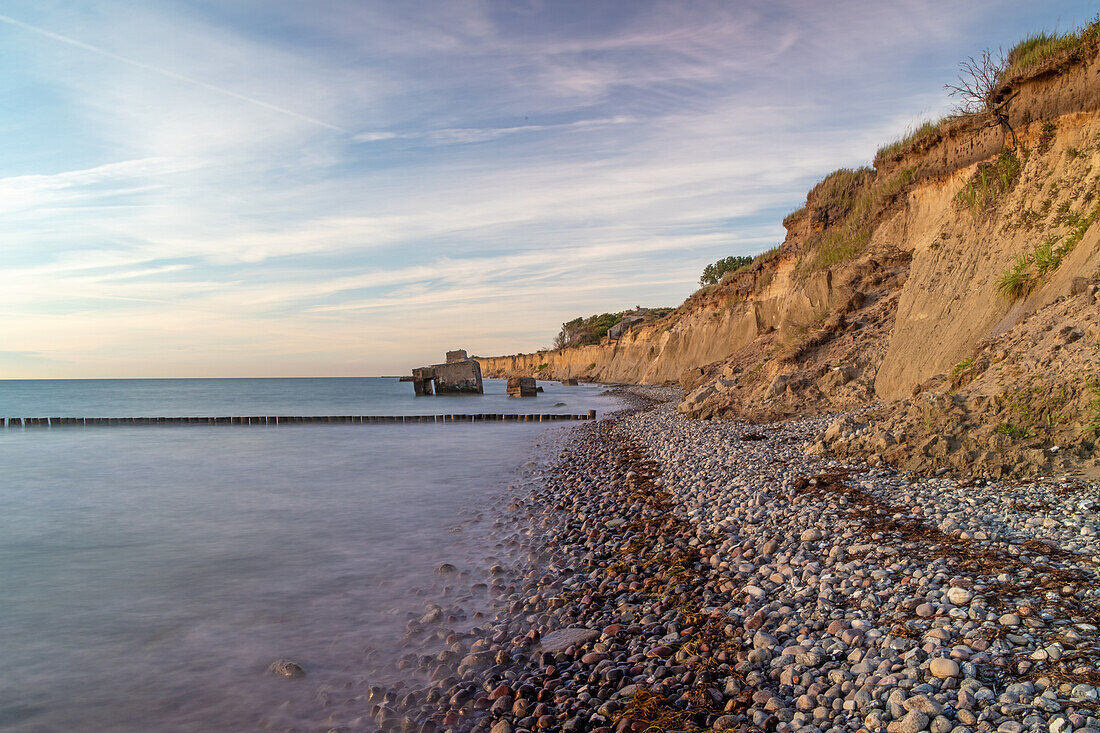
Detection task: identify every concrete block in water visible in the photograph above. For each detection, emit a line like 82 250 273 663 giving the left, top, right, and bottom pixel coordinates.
507 377 537 398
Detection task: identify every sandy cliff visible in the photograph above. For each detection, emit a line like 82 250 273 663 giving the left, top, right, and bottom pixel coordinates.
479 37 1100 477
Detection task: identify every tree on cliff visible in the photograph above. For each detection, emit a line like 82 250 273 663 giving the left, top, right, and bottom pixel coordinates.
699 255 753 286
945 48 1018 146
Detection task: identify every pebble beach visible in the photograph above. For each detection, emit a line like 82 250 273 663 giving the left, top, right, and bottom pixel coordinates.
368 387 1100 733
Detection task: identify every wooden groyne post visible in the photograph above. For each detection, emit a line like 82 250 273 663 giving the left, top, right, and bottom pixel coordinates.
2 412 597 428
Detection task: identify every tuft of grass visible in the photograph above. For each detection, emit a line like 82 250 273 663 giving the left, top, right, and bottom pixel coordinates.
996 422 1032 439
1066 146 1082 159
1086 381 1100 438
951 358 974 376
812 228 872 269
998 253 1035 299
807 168 875 220
798 165 921 275
957 148 1022 215
782 207 806 229
1006 32 1081 74
1032 235 1061 277
753 245 782 264
1053 198 1100 265
997 199 1098 300
1037 122 1057 154
996 148 1022 188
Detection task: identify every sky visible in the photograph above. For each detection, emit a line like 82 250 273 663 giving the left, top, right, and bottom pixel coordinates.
0 0 1096 378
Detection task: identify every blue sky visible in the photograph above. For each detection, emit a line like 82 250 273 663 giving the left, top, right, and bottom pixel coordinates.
0 0 1096 377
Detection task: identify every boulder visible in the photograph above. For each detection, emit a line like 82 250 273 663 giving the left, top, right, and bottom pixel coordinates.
268 659 305 678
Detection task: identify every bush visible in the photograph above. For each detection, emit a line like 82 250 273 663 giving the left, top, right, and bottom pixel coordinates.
699 255 753 285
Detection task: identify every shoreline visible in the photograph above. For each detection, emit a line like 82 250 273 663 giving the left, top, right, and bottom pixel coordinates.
374 388 1100 733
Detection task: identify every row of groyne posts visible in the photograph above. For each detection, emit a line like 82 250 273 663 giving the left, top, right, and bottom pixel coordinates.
2 411 597 428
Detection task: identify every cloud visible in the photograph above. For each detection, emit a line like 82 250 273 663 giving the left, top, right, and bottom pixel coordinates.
353 115 637 145
0 0 1075 377
0 157 201 214
353 131 402 142
0 12 344 131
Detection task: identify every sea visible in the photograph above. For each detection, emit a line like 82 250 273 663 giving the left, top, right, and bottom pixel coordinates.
0 377 620 732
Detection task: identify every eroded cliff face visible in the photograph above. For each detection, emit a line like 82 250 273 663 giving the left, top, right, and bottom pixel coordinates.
478 49 1100 475
875 113 1100 400
477 261 837 385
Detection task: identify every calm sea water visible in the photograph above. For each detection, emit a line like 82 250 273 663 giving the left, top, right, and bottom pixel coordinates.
0 378 618 732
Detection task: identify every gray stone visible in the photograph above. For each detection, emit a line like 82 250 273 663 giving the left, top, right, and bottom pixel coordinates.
1048 717 1070 733
895 710 930 733
905 694 944 715
539 627 600 654
946 587 972 605
929 658 959 679
753 630 778 650
930 715 953 733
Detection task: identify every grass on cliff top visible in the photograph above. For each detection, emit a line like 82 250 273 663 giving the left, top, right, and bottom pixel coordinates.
871 17 1097 165
796 165 917 275
1004 16 1100 79
875 118 949 162
808 168 874 214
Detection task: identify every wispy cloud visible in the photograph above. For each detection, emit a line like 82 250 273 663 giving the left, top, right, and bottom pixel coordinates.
0 157 199 214
353 115 637 144
0 13 344 132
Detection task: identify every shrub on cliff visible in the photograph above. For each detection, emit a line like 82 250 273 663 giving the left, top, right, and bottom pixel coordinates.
699 255 753 285
554 312 624 349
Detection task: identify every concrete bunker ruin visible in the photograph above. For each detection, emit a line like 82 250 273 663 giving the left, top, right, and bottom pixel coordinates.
402 349 484 395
